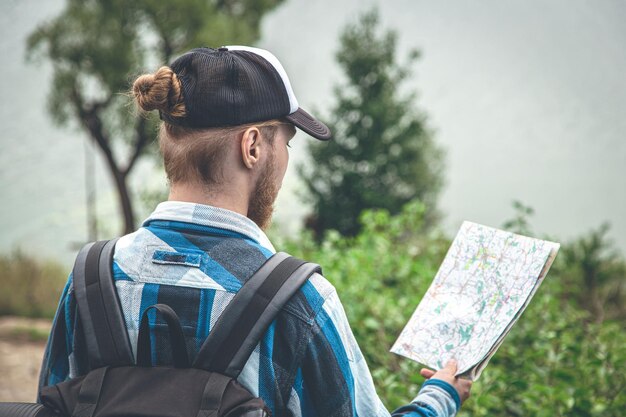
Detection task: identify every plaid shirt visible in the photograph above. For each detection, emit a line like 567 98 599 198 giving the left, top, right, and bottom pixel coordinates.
39 201 459 417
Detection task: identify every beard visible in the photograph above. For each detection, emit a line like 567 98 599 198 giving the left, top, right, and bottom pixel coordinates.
247 155 280 231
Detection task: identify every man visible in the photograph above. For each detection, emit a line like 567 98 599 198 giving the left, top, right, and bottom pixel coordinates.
39 46 471 416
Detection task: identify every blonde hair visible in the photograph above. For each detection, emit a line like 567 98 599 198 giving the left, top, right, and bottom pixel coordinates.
159 120 289 188
132 66 186 117
131 66 293 188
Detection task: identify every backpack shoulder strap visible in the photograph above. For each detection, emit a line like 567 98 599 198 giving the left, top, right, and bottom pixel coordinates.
73 238 134 369
193 252 321 378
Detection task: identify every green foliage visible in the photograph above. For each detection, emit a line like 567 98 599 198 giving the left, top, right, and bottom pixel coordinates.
0 250 68 318
299 9 444 238
559 223 626 323
275 200 626 416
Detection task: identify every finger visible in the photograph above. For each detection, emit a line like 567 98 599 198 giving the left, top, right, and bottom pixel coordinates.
420 368 436 379
442 359 458 374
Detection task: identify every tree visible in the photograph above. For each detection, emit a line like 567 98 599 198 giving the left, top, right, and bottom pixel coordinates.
27 0 284 235
299 9 444 238
561 223 626 323
502 200 535 235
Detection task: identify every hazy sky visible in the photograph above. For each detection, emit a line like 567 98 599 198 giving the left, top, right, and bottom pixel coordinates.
1 0 625 266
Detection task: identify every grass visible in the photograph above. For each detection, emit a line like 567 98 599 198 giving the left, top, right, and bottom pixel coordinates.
0 249 68 319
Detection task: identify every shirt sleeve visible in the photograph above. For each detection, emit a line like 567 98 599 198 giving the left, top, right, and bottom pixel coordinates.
37 273 88 400
291 288 459 417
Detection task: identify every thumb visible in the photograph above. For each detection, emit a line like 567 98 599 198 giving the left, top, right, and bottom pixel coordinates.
420 368 436 379
442 359 458 374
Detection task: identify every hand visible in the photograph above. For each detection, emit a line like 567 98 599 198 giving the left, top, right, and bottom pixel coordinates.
420 359 472 404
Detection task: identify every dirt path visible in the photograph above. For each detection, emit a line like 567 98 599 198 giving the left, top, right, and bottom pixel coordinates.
0 317 51 402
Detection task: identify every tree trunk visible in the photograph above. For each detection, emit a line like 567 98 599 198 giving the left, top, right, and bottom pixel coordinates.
112 170 136 235
77 95 139 237
89 140 137 236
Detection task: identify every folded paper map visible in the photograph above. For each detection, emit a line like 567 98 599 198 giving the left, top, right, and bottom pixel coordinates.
391 221 560 380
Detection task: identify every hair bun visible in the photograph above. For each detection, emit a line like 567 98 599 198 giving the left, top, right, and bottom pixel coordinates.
132 66 186 117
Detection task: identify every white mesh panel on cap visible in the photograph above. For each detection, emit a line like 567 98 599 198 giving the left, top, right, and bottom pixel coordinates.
225 45 299 114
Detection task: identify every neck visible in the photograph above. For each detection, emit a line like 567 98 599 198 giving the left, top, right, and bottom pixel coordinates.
168 182 250 217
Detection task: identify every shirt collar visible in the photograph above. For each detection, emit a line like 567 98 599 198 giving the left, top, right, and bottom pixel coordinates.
142 201 276 253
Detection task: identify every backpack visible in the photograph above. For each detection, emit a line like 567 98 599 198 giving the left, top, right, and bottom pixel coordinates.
3 239 320 417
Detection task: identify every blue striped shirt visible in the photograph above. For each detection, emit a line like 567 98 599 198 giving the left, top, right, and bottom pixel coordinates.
39 201 459 416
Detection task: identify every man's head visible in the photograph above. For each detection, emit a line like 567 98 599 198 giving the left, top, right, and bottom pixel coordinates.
131 46 328 229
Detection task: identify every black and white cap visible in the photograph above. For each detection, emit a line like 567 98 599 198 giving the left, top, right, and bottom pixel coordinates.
161 45 331 141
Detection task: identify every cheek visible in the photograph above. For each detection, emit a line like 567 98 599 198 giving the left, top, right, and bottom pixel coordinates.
278 148 289 177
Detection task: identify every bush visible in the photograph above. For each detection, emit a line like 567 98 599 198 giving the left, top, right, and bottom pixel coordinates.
0 249 68 318
275 200 626 416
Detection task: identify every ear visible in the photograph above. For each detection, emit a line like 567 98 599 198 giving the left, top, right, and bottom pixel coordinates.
240 127 262 169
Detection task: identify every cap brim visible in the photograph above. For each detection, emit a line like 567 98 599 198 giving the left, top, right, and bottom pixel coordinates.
285 108 332 141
